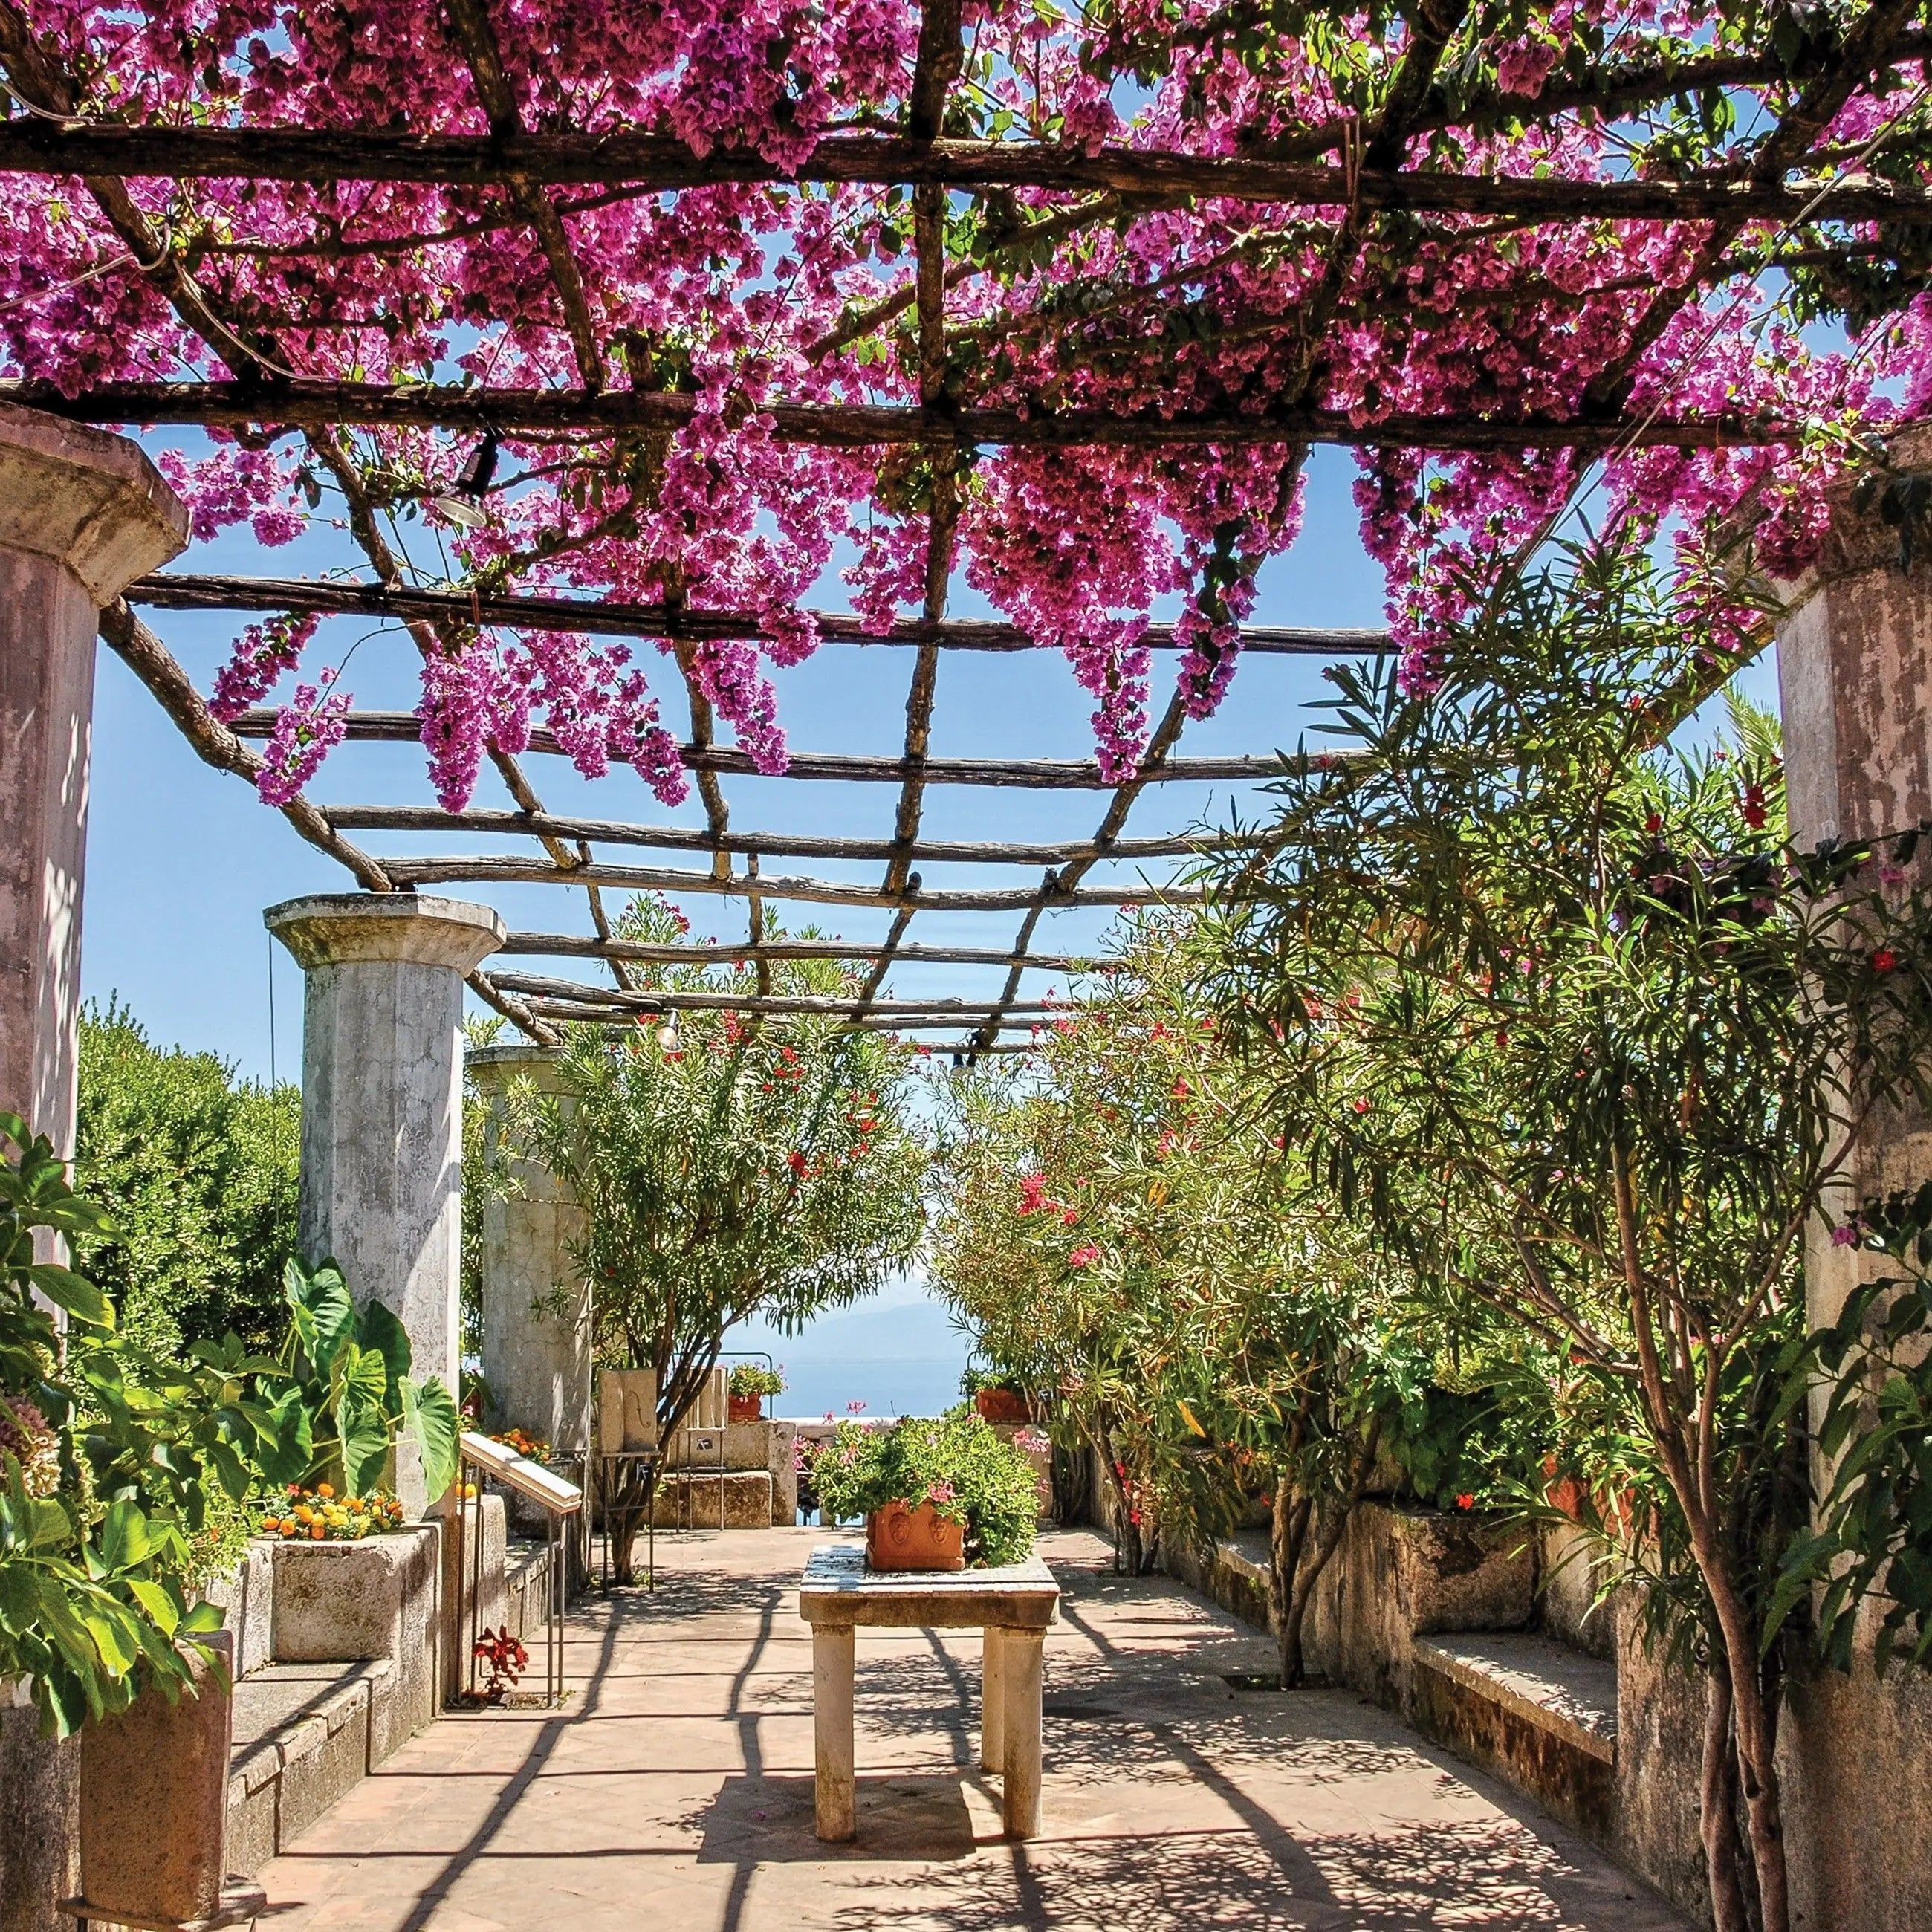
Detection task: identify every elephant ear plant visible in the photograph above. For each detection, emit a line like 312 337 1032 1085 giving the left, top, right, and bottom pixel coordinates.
235 1257 462 1503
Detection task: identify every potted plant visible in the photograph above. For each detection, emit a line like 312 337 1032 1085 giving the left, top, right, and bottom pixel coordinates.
962 1365 1032 1425
810 1414 1040 1572
727 1362 785 1423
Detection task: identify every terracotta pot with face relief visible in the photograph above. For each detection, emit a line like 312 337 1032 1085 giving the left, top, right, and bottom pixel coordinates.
727 1393 763 1424
865 1499 966 1572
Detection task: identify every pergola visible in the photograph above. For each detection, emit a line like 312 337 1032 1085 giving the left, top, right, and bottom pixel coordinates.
1 0 1925 1051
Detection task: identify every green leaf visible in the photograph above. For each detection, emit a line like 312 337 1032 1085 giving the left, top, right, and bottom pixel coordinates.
338 1399 392 1498
407 1376 461 1505
356 1298 414 1411
126 1578 180 1635
288 1257 355 1373
98 1498 157 1575
26 1265 114 1329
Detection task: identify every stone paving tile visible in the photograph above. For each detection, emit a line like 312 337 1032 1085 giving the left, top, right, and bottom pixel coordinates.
253 1526 1690 1932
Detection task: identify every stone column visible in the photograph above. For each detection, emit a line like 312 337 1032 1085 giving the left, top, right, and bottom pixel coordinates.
265 893 505 1509
1773 424 1932 1929
1774 419 1932 1335
0 401 187 1157
469 1043 592 1457
0 405 185 1932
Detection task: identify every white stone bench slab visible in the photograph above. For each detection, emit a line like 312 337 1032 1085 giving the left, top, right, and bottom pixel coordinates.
1414 1631 1618 1764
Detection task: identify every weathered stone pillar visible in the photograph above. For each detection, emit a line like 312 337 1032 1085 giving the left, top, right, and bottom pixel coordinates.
0 401 187 1157
469 1043 592 1458
1775 420 1932 1334
1773 424 1932 1932
265 892 505 1509
0 404 185 1932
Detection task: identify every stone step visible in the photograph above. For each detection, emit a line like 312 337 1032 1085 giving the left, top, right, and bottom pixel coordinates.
226 1660 396 1876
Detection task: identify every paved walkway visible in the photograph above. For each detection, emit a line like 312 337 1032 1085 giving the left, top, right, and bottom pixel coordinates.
256 1528 1688 1932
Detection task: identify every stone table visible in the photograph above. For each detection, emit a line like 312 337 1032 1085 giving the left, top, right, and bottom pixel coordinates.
797 1543 1060 1843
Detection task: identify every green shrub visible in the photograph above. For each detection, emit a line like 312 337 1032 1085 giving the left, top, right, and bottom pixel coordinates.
74 999 299 1355
811 1413 1040 1566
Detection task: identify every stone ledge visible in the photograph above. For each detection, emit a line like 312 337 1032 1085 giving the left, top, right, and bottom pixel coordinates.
1415 1633 1618 1764
225 1661 395 1876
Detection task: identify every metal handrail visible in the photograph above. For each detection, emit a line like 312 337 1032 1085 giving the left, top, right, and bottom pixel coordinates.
452 1429 583 1708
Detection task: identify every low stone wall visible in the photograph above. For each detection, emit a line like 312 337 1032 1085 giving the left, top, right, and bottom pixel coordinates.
1155 1501 1932 1931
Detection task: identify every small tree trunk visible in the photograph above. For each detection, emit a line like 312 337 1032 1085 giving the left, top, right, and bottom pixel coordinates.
1269 1477 1313 1688
1701 1667 1752 1932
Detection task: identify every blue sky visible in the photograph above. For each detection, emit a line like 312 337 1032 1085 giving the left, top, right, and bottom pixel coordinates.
80 438 1780 1416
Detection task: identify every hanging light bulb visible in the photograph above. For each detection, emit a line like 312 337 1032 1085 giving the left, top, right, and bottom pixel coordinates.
430 429 500 528
657 1016 681 1053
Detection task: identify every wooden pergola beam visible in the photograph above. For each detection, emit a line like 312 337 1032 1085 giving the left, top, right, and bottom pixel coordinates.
490 973 1055 1018
325 804 1242 866
227 709 1299 785
8 382 1807 454
370 853 1201 911
2 123 1928 227
500 932 1090 970
127 571 1393 655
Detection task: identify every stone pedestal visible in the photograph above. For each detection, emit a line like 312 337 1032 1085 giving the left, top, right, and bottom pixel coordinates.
0 403 187 1158
266 894 505 1511
469 1045 591 1457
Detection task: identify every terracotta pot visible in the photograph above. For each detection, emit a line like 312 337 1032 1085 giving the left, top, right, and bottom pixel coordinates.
727 1393 763 1423
866 1499 967 1572
975 1387 1031 1424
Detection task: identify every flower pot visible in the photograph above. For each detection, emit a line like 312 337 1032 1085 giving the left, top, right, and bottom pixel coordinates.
866 1499 966 1572
727 1393 764 1423
975 1388 1031 1424
79 1631 233 1927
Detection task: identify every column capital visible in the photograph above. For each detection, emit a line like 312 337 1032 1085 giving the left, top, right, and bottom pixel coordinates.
0 401 187 601
265 892 505 973
467 1042 566 1093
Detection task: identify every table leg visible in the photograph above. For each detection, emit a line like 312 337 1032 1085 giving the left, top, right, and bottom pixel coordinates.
1001 1627 1044 1840
981 1625 1005 1773
813 1624 856 1841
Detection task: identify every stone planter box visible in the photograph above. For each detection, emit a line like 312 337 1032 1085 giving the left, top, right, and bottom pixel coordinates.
269 1526 441 1757
78 1632 232 1928
866 1500 965 1572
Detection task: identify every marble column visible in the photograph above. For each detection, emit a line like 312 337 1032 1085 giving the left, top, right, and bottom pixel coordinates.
0 403 186 1932
1772 422 1932 1929
0 401 187 1158
469 1043 592 1457
1774 418 1932 1335
265 892 505 1509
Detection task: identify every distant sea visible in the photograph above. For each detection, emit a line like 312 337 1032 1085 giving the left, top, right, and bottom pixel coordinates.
730 1279 971 1422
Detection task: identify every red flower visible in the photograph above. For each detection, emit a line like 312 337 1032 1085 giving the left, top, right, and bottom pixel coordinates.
1741 784 1768 831
786 1150 808 1178
1069 1244 1101 1268
1172 1078 1191 1098
1874 949 1899 973
1352 1097 1371 1114
1455 1493 1474 1511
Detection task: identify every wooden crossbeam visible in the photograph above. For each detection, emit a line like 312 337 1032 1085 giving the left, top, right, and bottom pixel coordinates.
2 123 1928 227
226 710 1299 785
127 572 1393 655
9 381 1808 455
325 805 1242 866
370 854 1201 910
490 973 1054 1019
499 933 1090 971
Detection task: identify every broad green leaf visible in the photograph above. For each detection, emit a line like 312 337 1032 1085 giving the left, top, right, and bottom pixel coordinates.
357 1298 414 1410
26 1265 114 1329
408 1376 462 1504
288 1257 355 1373
126 1578 180 1635
338 1399 392 1498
